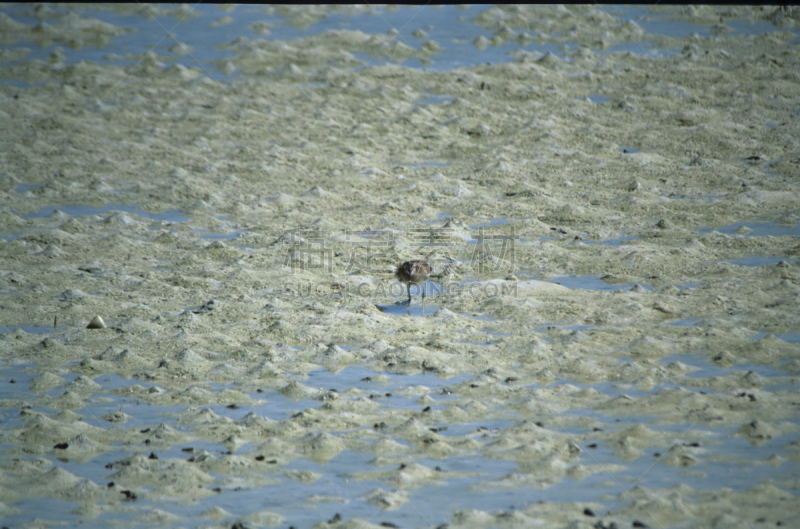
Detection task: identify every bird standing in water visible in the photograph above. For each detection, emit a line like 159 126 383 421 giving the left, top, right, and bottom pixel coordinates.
395 260 432 314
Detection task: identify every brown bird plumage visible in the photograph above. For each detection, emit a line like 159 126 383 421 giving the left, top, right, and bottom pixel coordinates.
395 260 432 312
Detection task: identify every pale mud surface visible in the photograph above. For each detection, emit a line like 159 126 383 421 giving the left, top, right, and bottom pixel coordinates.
1 4 800 529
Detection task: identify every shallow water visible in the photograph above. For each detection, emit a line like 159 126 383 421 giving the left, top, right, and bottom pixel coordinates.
698 221 800 238
21 204 190 223
4 349 798 527
548 276 654 292
2 3 800 528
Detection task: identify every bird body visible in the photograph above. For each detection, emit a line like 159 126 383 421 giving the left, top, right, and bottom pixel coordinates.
395 260 431 313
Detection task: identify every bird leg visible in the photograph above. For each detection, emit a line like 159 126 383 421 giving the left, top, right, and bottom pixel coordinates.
406 283 412 305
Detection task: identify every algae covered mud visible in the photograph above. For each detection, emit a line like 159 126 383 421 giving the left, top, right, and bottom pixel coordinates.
1 4 800 528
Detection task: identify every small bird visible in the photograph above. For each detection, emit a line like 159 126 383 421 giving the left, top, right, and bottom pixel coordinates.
395 260 432 314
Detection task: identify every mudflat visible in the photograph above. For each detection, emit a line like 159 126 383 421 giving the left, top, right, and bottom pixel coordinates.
1 5 799 528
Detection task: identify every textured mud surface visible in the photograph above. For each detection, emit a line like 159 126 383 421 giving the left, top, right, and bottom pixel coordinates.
1 4 799 529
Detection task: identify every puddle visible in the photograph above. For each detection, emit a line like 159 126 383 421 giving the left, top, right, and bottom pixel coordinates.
727 256 791 267
544 323 597 333
604 5 797 41
583 236 639 246
303 366 473 399
21 204 190 223
588 94 609 104
698 221 800 237
376 279 443 317
667 322 799 346
415 95 455 105
750 332 800 344
2 499 84 528
557 379 675 404
377 302 438 318
618 146 639 154
14 183 46 193
609 9 714 39
0 325 57 335
667 193 725 201
659 353 793 381
200 229 247 240
469 218 511 229
775 332 800 344
376 303 437 318
576 419 800 494
0 364 40 400
548 275 653 292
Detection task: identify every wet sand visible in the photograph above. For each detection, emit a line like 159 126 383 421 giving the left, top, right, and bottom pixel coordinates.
1 4 799 528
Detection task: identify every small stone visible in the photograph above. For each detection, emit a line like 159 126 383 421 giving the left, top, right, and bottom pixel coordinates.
87 316 106 329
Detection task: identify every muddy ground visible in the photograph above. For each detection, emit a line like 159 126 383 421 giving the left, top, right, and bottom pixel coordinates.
1 4 799 529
